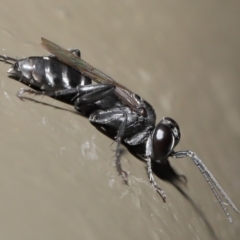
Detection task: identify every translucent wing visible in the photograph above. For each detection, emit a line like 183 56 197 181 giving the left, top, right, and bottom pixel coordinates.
41 38 141 112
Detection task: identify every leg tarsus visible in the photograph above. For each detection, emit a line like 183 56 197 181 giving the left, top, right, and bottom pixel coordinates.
114 114 129 185
146 157 166 202
17 88 40 100
0 54 17 64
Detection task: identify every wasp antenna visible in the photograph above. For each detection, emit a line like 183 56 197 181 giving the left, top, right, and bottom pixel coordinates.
173 150 240 222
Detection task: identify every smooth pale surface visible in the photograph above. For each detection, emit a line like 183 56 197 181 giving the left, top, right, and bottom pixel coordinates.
0 1 239 240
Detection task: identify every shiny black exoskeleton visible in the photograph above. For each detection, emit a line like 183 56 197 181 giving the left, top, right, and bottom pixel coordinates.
0 38 239 222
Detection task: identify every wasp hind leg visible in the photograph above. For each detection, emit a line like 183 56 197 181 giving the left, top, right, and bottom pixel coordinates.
0 55 18 65
17 83 114 102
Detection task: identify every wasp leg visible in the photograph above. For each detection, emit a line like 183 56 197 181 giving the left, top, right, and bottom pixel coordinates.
0 55 18 64
114 114 128 184
124 130 150 145
73 85 114 109
73 84 115 114
146 157 166 202
89 110 129 184
17 83 114 101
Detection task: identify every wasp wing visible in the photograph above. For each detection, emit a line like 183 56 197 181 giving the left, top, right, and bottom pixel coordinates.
41 38 141 112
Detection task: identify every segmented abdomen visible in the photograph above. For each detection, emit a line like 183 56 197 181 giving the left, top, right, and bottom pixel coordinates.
16 56 91 91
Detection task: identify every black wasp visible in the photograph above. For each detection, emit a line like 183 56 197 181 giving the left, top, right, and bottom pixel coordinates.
0 38 239 222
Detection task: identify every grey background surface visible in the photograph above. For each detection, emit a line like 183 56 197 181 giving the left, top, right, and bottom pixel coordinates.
0 1 239 239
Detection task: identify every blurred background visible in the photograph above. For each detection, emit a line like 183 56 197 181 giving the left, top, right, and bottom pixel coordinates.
0 1 239 239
